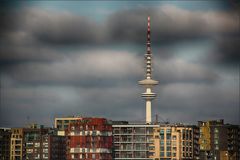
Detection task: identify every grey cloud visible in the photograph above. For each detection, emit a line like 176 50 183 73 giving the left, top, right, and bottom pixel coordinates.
157 83 239 124
0 85 143 127
210 36 240 65
1 6 238 66
154 57 219 84
5 50 218 86
0 45 64 66
1 78 238 127
2 6 238 46
108 5 238 44
5 50 142 87
0 5 238 127
1 7 103 43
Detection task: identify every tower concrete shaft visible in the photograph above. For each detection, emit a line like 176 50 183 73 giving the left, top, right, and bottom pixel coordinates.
138 16 159 124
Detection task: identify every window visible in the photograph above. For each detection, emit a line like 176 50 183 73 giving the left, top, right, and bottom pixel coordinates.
34 143 40 147
26 149 33 153
35 154 40 159
43 154 48 159
166 129 171 133
166 134 171 140
26 142 33 147
43 142 48 148
172 147 177 151
167 146 171 151
160 152 164 157
160 129 164 134
160 134 164 140
166 140 171 145
43 149 48 153
160 141 164 146
160 146 164 151
167 152 171 157
172 135 176 140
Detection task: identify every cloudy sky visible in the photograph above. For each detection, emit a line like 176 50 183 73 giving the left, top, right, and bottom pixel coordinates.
0 1 239 127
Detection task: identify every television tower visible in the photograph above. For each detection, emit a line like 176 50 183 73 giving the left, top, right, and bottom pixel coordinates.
138 16 159 124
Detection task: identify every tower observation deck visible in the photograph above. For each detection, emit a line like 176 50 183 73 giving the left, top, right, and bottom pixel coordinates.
138 16 159 124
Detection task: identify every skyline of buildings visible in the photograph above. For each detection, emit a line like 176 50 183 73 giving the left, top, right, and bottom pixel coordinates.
1 118 239 160
0 1 239 159
0 1 239 127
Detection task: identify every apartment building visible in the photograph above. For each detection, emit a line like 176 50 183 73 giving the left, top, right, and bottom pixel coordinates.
66 117 113 160
112 122 158 159
199 119 240 160
0 128 11 160
10 124 66 160
150 124 199 160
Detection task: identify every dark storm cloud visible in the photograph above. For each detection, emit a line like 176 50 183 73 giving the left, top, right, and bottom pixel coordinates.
107 5 238 44
1 78 238 127
0 6 238 66
154 57 219 84
209 36 240 65
0 7 102 66
1 6 238 46
3 50 218 87
0 5 238 127
0 7 103 44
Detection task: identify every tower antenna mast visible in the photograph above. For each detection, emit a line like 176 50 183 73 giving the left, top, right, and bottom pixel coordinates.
138 16 159 124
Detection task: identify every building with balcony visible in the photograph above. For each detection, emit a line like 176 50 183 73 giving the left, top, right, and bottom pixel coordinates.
66 117 113 160
149 124 199 160
198 119 240 160
112 122 157 159
54 116 82 136
10 124 66 160
0 128 11 160
10 128 24 160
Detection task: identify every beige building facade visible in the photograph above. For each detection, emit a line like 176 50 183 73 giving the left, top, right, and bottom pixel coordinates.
150 124 199 160
10 128 24 160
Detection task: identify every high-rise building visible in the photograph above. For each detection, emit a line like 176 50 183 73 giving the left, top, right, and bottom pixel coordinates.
138 16 159 124
113 122 157 159
10 128 24 160
149 124 200 160
10 124 66 160
0 128 11 160
65 117 113 160
198 119 240 160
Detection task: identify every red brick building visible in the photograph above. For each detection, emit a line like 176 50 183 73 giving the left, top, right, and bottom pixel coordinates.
66 118 113 160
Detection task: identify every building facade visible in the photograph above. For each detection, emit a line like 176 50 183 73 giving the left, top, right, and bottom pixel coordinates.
24 127 66 160
113 123 158 159
0 128 11 160
198 119 240 160
150 124 199 160
10 128 24 160
10 124 66 160
66 117 113 160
